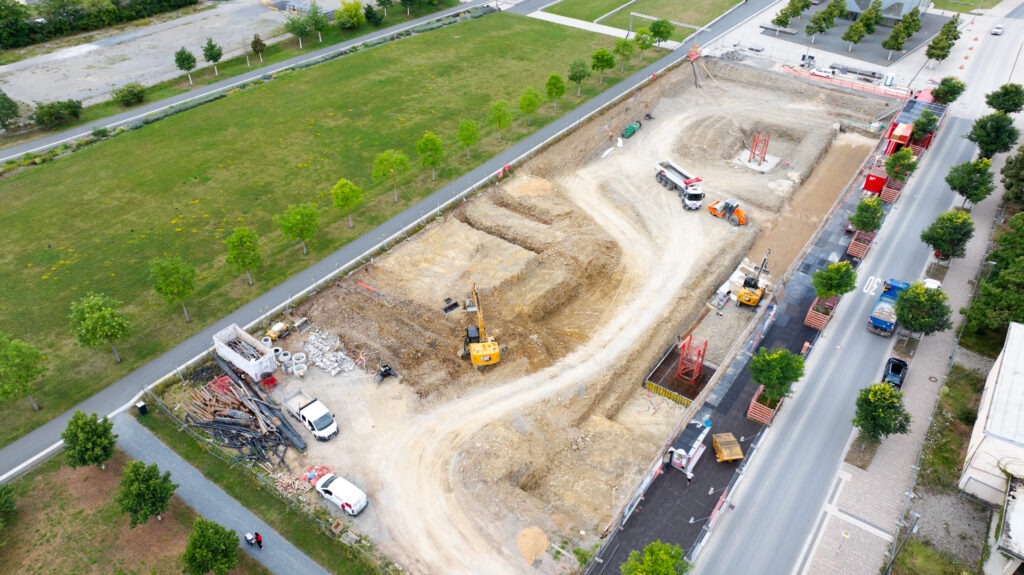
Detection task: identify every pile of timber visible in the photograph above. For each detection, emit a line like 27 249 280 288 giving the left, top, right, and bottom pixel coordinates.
304 330 356 376
184 374 297 467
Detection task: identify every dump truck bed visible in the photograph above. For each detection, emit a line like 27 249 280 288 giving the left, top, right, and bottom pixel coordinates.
712 433 744 462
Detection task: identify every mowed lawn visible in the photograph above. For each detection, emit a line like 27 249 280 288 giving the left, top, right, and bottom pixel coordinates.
0 13 661 447
0 451 269 575
544 0 627 22
601 0 737 31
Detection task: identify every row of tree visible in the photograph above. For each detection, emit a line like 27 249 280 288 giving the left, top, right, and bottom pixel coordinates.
0 0 199 50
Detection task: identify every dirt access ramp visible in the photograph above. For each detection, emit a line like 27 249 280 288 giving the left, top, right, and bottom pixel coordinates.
292 59 891 574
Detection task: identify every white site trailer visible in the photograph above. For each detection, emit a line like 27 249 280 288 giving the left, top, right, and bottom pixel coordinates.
655 160 705 210
213 324 278 382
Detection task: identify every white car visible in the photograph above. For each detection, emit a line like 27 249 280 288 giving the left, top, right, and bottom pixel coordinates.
314 474 368 516
810 68 837 78
992 24 1004 36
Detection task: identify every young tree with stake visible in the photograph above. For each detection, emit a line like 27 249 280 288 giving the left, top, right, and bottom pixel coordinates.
275 204 320 254
69 293 130 362
518 87 542 125
568 59 590 97
202 38 223 76
456 119 479 159
488 100 512 142
0 332 46 410
372 149 410 202
416 131 445 180
224 227 261 285
545 74 565 111
150 256 197 323
174 47 197 85
331 178 364 227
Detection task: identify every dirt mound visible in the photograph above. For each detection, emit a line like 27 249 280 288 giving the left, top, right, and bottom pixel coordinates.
517 527 550 563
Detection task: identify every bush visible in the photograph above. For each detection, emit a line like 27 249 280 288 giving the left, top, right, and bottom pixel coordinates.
91 127 109 138
29 100 83 129
956 405 977 425
112 82 145 106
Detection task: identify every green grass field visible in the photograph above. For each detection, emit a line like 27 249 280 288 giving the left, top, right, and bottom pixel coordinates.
601 0 737 32
918 365 986 492
0 13 662 448
891 539 972 575
930 0 999 13
544 0 627 22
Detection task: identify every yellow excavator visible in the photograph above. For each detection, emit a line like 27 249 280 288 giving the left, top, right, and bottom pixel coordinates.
737 250 770 307
459 283 502 367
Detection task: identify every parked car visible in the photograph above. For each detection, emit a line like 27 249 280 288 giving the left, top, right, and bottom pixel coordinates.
992 24 1004 36
314 474 368 516
883 357 909 389
810 68 837 78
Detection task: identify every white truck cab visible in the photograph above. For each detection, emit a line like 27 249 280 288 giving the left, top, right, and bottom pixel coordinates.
283 390 339 441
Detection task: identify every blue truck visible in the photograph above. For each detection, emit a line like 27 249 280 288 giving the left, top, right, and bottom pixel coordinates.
867 279 909 336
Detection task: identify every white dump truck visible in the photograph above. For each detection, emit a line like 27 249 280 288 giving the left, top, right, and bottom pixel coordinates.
655 160 705 210
283 390 339 441
213 324 277 383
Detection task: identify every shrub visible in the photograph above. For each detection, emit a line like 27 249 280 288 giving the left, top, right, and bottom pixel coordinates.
29 100 83 129
112 82 145 106
91 127 109 138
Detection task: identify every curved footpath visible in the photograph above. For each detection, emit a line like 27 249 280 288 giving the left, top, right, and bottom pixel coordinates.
113 415 329 574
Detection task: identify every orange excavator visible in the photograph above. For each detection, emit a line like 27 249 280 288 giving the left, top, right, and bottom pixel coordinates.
707 199 748 226
459 283 502 367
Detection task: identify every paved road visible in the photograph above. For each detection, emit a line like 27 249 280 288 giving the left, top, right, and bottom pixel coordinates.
0 0 490 164
0 0 770 482
692 26 1011 575
113 414 330 574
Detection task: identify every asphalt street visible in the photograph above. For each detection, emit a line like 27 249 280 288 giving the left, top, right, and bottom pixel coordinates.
0 0 768 482
691 28 1013 575
113 414 330 574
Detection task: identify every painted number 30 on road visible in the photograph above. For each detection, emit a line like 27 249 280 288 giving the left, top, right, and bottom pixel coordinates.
863 276 884 295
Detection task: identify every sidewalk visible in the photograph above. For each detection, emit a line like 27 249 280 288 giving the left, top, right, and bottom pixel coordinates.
112 414 329 575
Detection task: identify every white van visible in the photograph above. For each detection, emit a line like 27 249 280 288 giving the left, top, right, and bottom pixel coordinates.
314 474 368 516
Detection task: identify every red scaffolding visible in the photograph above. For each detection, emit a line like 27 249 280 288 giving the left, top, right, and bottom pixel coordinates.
676 334 708 385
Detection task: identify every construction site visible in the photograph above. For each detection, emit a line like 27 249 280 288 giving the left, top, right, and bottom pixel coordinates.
175 58 894 573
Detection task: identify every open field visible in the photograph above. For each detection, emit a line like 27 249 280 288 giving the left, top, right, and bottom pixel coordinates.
163 59 888 573
0 13 663 448
544 0 627 22
601 0 739 32
0 450 269 575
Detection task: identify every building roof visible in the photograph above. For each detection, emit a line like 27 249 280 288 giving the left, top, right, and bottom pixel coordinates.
984 323 1024 444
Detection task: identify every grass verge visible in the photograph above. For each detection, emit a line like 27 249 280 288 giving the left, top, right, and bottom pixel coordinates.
917 365 986 492
844 433 880 470
544 0 627 22
0 12 665 449
136 406 378 574
929 0 1001 13
891 538 972 575
0 450 270 575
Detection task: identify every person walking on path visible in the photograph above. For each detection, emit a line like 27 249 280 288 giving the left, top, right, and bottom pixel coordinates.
255 532 263 550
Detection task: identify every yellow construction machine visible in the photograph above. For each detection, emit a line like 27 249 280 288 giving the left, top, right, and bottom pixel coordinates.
737 250 770 307
459 283 502 367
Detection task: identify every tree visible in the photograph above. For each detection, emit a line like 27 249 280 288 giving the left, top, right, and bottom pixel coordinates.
614 38 635 72
545 74 566 111
649 19 675 45
940 14 962 43
378 0 392 16
224 227 261 285
811 261 857 300
488 100 512 142
925 36 952 65
182 518 238 575
859 0 883 34
112 83 145 107
251 33 266 63
0 89 20 130
749 347 805 405
0 332 45 410
62 411 117 469
591 48 616 84
330 178 364 227
400 0 415 15
848 197 883 233
825 0 845 24
285 13 311 48
69 293 131 362
895 281 953 335
416 131 445 180
1002 146 1024 203
805 12 828 42
967 112 1020 159
306 1 330 41
884 147 917 181
30 100 82 129
931 76 966 105
150 256 197 323
911 108 938 142
900 7 922 35
372 149 410 202
456 119 479 160
337 0 366 29
966 258 1024 334
852 383 911 442
986 83 1024 114
518 87 542 125
946 158 994 207
275 203 320 254
174 47 197 85
881 23 907 60
568 58 590 97
634 28 654 57
842 20 866 52
620 540 692 575
116 461 177 527
201 38 222 76
364 3 383 26
920 210 974 259
771 9 793 31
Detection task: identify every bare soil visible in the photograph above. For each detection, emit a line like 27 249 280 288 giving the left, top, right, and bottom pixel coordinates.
267 59 891 574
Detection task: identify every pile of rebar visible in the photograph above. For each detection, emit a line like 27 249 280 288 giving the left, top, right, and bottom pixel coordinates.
225 338 263 361
304 330 356 376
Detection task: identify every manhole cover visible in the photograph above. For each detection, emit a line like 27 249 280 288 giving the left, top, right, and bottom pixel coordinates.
929 376 938 382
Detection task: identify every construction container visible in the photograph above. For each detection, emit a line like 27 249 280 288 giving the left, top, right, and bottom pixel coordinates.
293 352 307 364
